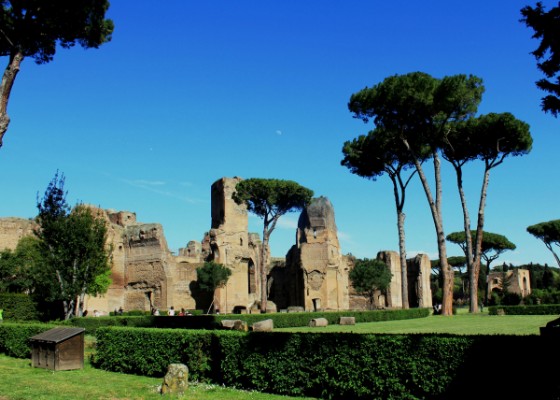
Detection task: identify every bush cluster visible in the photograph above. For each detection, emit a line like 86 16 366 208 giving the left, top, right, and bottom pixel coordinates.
0 322 55 358
0 293 39 321
488 304 560 315
92 327 558 399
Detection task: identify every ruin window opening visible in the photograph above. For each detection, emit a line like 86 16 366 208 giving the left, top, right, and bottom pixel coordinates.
248 261 256 294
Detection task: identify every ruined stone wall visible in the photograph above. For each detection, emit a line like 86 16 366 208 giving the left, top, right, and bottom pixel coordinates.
210 177 261 313
487 269 531 300
0 217 37 251
290 196 350 311
0 177 431 315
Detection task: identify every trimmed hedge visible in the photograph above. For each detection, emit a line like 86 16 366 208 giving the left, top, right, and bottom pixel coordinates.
59 308 431 334
488 304 560 315
93 327 560 399
60 315 155 334
0 322 56 358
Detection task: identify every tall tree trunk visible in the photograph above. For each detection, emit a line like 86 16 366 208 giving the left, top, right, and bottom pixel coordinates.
0 51 24 147
472 164 492 309
451 163 477 313
391 173 409 309
414 152 453 315
397 210 409 309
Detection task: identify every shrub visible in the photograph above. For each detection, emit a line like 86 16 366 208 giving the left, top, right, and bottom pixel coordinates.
0 322 56 358
0 293 39 321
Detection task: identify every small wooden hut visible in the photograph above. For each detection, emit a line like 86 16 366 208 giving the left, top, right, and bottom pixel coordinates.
29 327 85 371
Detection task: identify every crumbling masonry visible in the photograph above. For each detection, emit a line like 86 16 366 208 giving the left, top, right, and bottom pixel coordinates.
0 177 432 313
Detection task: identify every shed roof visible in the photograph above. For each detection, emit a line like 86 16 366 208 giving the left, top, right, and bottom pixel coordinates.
29 327 85 344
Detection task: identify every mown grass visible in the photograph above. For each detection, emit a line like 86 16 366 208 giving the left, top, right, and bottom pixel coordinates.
0 311 557 399
275 308 558 335
0 355 317 400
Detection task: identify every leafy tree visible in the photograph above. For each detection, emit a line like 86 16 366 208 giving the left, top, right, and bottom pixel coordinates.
342 127 420 309
447 230 517 305
34 171 112 319
196 261 232 314
0 1 114 146
349 258 392 309
442 113 531 312
520 2 560 116
348 72 484 316
542 264 555 288
0 235 39 293
527 219 560 267
233 178 313 312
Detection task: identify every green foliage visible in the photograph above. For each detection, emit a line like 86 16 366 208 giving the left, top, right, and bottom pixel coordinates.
196 261 232 293
0 293 39 321
93 327 215 382
349 258 392 308
0 322 56 358
0 1 114 63
488 304 560 315
521 2 560 116
60 315 155 335
527 220 560 267
34 172 112 319
92 326 559 399
0 236 39 293
232 179 314 223
447 230 516 260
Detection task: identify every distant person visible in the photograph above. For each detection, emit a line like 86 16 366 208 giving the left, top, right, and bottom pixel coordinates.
118 307 124 315
168 306 175 316
154 308 160 316
94 310 100 317
179 308 185 316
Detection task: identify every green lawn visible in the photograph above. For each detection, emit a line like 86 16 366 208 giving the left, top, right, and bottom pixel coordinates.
275 309 558 335
0 311 557 399
0 355 317 400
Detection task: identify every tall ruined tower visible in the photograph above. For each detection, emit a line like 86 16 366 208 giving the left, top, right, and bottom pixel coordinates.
286 196 350 311
209 177 261 313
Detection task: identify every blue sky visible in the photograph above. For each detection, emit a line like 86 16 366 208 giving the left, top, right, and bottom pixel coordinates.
0 1 558 267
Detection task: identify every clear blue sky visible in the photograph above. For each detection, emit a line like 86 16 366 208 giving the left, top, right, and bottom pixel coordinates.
0 1 558 267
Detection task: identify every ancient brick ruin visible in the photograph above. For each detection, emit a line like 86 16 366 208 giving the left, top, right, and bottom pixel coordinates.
0 176 433 314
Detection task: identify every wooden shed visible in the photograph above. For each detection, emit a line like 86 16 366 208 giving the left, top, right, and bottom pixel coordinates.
29 327 85 371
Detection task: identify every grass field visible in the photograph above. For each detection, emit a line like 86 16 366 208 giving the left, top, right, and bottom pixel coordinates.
0 311 557 400
275 308 558 335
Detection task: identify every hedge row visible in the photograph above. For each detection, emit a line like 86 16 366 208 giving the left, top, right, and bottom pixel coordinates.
0 322 56 358
63 308 431 334
488 304 560 315
93 327 560 399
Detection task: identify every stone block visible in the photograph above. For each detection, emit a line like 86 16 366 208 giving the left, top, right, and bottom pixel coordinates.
309 317 328 327
233 320 248 331
160 363 188 395
252 319 273 332
221 319 248 331
339 316 355 325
